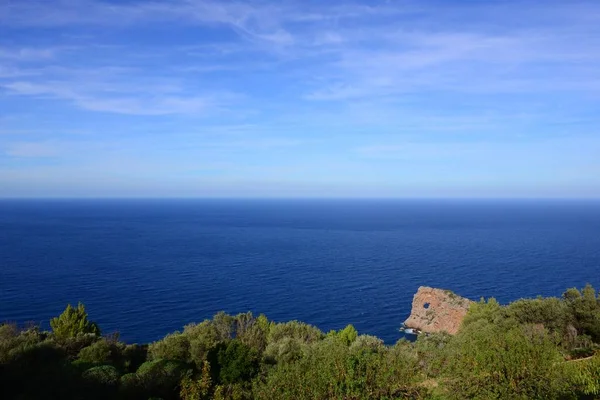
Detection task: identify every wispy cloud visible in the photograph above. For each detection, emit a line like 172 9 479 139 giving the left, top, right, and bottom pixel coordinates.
1 78 238 116
4 141 61 158
0 47 59 61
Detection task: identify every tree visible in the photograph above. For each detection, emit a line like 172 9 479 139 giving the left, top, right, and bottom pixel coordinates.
50 303 100 340
563 284 600 342
213 340 258 385
180 361 213 400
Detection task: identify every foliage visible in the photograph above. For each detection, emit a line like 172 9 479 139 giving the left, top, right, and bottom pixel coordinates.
267 320 324 344
184 321 222 367
563 284 600 343
149 332 191 363
254 337 425 399
50 303 100 340
82 365 120 398
180 361 212 400
460 297 504 328
136 359 191 400
564 353 600 396
77 338 112 364
234 312 269 352
264 336 306 364
327 324 358 345
3 290 600 400
213 339 259 385
442 318 569 399
504 296 573 335
414 332 452 377
350 334 384 353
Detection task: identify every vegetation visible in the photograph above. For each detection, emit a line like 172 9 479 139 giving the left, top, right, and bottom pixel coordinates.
1 285 600 399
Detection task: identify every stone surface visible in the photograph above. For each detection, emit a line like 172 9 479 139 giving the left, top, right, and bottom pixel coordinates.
403 286 473 335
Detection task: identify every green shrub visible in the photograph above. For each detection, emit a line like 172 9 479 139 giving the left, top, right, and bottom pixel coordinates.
212 312 235 341
0 324 45 363
564 353 600 396
264 337 306 364
504 297 572 336
213 340 259 385
349 334 384 353
122 343 148 373
564 284 600 342
136 359 190 399
329 324 358 346
234 312 269 353
83 364 120 385
442 321 569 399
118 372 145 399
0 339 78 399
253 337 424 400
180 361 213 400
414 332 451 378
267 320 323 345
149 332 191 363
78 338 112 364
184 321 221 366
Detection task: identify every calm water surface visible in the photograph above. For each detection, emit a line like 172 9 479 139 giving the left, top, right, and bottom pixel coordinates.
1 199 599 343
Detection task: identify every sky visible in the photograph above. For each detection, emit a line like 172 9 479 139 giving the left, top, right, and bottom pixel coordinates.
1 0 599 198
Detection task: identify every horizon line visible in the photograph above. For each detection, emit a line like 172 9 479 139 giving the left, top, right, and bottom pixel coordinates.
1 196 599 201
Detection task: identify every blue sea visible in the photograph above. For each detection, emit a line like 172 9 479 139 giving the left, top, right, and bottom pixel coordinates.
1 199 599 344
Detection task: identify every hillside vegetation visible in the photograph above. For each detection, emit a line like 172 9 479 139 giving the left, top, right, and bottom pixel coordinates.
1 285 600 399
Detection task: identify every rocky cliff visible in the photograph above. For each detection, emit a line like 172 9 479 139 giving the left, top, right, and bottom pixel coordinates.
403 286 473 335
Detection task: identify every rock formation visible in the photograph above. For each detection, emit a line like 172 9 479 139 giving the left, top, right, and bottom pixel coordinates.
403 286 473 335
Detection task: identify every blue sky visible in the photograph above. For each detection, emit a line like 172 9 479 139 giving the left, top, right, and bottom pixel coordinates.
1 0 599 198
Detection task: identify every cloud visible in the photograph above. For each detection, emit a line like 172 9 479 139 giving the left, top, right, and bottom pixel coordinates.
1 80 236 116
304 26 600 100
1 0 296 46
4 142 61 158
0 47 58 61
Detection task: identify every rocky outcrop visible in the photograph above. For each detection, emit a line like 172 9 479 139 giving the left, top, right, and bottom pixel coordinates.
403 286 473 335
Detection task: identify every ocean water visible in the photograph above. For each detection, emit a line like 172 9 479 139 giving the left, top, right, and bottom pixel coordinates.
1 199 599 344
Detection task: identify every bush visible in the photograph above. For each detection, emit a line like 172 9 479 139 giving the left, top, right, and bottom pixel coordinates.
565 352 600 396
350 334 384 353
136 359 190 400
122 343 148 373
180 361 213 400
184 321 221 366
83 364 120 385
442 321 569 399
119 372 143 399
213 340 259 385
414 332 451 378
234 312 270 353
0 324 45 363
0 339 78 399
253 337 424 400
267 321 323 345
78 338 113 364
563 284 600 342
264 337 306 364
504 297 572 336
148 332 190 363
328 324 358 346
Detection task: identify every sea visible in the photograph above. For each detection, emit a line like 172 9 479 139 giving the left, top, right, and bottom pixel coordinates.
1 199 599 344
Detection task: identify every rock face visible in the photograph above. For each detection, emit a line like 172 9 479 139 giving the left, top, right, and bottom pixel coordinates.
403 287 473 335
